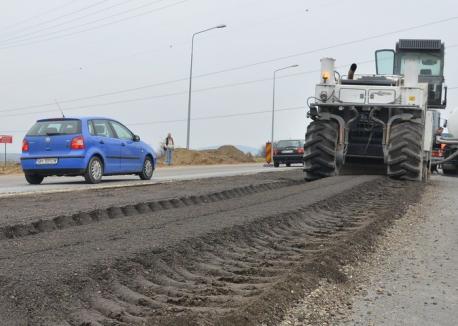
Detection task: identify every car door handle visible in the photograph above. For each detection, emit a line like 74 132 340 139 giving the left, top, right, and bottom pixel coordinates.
99 140 105 144
121 143 126 147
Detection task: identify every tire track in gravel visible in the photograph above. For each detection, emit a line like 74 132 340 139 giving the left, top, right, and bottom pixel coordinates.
0 175 423 326
0 176 366 263
0 170 301 228
0 179 300 241
67 178 422 326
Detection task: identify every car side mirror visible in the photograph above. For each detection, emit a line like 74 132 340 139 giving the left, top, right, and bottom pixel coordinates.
133 135 140 142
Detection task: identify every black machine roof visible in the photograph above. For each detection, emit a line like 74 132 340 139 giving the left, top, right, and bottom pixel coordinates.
397 39 442 51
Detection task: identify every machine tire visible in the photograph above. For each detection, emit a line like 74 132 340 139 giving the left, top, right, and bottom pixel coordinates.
139 156 154 180
303 120 340 181
387 121 423 181
25 174 44 185
273 162 280 168
84 156 104 184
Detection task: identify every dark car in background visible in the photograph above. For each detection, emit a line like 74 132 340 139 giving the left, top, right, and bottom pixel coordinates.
273 139 304 167
21 117 157 184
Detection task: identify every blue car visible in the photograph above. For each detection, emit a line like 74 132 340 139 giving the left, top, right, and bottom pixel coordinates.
21 117 156 185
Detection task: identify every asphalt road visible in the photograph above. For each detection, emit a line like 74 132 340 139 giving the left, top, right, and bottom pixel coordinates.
0 163 294 197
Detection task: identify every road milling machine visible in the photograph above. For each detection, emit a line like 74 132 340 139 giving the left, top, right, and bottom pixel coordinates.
304 39 447 181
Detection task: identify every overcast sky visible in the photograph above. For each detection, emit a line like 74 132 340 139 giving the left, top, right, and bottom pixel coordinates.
0 0 457 153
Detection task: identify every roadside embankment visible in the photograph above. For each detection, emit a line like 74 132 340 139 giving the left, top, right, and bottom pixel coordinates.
0 163 22 175
0 146 258 175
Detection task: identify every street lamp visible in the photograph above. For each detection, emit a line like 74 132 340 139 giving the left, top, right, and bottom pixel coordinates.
186 24 226 149
271 64 299 164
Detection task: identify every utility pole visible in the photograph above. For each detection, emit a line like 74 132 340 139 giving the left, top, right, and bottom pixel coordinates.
186 24 226 149
271 64 299 164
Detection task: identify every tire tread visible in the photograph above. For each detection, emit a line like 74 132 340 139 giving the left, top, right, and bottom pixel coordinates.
387 122 423 181
303 120 339 181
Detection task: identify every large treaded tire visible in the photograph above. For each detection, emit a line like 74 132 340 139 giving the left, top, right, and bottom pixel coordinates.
387 121 423 181
303 120 340 181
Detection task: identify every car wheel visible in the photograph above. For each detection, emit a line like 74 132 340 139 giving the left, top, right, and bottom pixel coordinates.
84 156 103 184
25 174 44 185
139 157 154 180
286 163 291 167
274 162 280 168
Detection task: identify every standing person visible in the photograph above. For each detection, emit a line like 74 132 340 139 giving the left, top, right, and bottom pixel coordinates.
434 127 444 148
164 133 175 165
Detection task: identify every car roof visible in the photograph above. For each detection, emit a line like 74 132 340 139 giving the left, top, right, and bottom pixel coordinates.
37 116 115 122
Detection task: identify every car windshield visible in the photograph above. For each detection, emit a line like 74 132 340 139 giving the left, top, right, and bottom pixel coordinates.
276 140 302 148
27 120 81 136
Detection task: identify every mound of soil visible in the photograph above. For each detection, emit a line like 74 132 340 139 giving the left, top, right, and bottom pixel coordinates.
159 145 256 166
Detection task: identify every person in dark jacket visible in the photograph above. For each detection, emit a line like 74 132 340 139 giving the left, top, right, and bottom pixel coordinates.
164 133 175 165
434 127 444 149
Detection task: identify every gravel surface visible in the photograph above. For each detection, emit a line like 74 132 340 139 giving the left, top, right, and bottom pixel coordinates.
0 163 292 196
279 175 458 326
0 170 424 325
0 170 298 227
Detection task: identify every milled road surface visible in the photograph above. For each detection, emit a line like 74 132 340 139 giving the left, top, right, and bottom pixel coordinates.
339 175 458 326
278 174 458 326
0 163 292 196
0 170 423 326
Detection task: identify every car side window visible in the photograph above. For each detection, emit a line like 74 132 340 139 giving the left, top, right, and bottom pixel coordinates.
88 121 95 135
110 121 133 140
90 120 114 138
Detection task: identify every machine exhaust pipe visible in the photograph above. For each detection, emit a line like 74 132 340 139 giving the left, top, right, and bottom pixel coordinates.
436 137 458 145
432 136 458 165
348 63 357 80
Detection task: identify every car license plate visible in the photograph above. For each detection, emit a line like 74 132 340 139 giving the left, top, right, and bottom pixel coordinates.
282 150 294 154
36 158 58 165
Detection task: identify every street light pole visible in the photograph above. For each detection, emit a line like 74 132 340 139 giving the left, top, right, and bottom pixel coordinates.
271 64 299 164
186 24 226 150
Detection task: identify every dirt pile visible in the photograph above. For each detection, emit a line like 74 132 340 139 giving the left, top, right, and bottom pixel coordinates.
159 145 256 166
0 163 22 175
